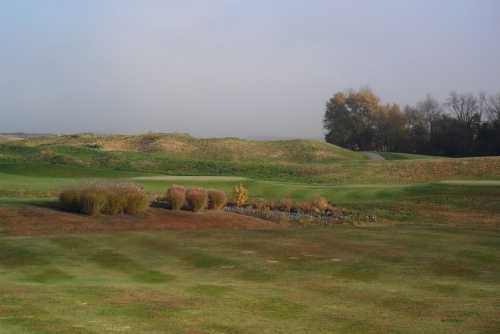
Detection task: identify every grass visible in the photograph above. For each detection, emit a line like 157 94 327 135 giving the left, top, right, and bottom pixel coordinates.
0 224 498 333
12 133 368 163
376 152 443 160
1 141 500 185
1 134 500 333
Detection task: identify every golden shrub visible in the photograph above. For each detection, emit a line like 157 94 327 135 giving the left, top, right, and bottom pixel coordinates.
58 182 149 216
232 183 248 207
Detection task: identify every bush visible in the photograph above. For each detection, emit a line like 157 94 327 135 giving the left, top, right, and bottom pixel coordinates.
278 198 294 212
59 189 81 212
102 190 127 215
78 188 108 215
312 196 329 211
124 190 149 214
208 190 227 210
59 182 149 216
232 183 248 207
185 187 208 212
166 185 186 210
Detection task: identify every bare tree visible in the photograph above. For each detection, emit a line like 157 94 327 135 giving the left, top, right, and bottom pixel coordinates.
446 92 479 127
487 92 500 122
416 95 441 122
415 94 442 136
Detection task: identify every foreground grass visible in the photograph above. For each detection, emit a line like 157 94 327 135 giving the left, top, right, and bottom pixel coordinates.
0 224 498 334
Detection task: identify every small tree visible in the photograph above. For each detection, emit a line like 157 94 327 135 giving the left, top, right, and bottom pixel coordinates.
232 184 248 207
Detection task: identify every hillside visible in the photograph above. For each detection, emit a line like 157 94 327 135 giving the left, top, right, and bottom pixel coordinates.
15 133 366 164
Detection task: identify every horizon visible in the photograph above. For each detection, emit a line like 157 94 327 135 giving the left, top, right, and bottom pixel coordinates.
1 0 500 137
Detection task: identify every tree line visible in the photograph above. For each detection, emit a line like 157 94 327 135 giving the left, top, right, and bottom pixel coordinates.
323 89 500 156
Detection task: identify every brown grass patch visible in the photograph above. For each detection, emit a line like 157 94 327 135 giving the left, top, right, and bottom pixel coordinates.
0 206 280 236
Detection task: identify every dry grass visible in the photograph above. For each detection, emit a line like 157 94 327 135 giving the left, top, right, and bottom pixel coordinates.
166 186 186 210
185 188 208 212
59 182 148 216
207 190 227 210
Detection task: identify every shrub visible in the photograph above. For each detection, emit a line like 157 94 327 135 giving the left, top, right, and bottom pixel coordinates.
79 188 108 215
58 182 149 216
312 196 329 211
102 190 127 215
297 200 314 214
232 183 248 207
208 189 227 210
185 188 208 212
250 198 269 211
59 189 81 212
124 189 149 214
166 185 186 210
278 198 294 212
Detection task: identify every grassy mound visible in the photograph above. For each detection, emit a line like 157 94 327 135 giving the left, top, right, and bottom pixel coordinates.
14 133 367 163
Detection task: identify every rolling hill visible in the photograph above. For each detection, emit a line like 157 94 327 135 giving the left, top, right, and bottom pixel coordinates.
12 133 366 164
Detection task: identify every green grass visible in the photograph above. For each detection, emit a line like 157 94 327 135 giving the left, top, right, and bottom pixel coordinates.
376 152 442 160
0 225 498 333
14 133 368 163
1 135 500 332
2 140 499 185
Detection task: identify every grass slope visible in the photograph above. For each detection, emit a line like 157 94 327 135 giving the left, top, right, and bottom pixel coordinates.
1 142 499 185
16 133 367 163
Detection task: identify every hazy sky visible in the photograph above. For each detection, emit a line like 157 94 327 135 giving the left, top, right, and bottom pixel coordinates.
1 1 499 138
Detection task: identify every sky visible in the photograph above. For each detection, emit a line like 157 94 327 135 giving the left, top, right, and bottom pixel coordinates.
1 0 499 138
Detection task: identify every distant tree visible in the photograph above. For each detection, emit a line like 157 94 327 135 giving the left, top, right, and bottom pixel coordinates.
446 92 480 127
415 94 442 134
487 92 500 122
445 92 483 154
374 103 407 151
323 89 500 157
404 105 429 153
324 89 381 150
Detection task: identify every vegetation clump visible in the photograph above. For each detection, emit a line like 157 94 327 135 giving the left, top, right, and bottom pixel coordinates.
166 185 186 210
185 187 208 212
232 184 249 207
59 182 149 216
208 189 227 210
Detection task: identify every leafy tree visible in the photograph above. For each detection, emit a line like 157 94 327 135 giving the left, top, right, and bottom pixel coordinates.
324 89 381 150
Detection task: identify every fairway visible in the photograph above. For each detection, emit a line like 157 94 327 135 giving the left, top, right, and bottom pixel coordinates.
0 223 499 334
0 137 499 333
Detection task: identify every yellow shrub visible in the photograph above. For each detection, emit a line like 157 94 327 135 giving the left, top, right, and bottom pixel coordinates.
232 184 248 207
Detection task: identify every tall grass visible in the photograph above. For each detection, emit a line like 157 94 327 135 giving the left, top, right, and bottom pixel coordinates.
59 182 149 215
207 189 227 210
185 188 208 212
166 185 186 210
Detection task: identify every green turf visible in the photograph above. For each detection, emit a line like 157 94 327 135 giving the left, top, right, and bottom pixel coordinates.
376 152 443 160
1 141 499 185
0 138 499 333
0 225 498 333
